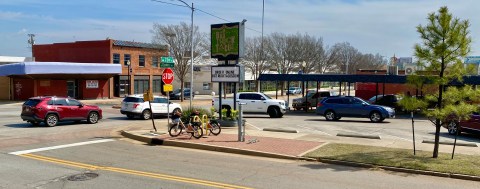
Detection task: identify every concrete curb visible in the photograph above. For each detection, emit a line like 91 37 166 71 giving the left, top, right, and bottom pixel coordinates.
121 130 480 182
317 158 480 182
262 128 298 133
336 132 381 140
422 140 478 147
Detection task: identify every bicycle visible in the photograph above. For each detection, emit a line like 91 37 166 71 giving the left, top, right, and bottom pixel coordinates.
168 118 203 139
205 119 221 136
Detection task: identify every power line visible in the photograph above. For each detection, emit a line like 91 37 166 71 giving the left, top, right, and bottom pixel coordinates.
150 0 262 34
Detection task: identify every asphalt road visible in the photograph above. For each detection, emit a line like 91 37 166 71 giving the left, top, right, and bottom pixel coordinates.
3 139 480 189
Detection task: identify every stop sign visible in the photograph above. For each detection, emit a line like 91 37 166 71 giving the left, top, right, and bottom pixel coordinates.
162 68 174 84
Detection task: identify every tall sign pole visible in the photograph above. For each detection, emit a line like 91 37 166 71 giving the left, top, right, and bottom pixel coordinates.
162 67 174 129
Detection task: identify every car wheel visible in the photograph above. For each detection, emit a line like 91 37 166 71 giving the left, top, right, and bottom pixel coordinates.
45 114 58 127
370 111 383 123
126 114 135 119
268 107 279 118
447 121 460 135
324 110 336 121
333 117 341 121
87 112 99 124
142 109 151 120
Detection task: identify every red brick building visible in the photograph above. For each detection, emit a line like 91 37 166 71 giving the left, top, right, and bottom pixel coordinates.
33 39 168 98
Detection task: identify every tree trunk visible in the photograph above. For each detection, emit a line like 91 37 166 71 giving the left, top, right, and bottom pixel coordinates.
433 84 444 158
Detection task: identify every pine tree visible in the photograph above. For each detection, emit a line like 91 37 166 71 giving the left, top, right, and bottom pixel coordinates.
413 6 472 158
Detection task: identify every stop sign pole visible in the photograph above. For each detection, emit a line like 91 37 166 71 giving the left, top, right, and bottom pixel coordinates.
162 68 174 127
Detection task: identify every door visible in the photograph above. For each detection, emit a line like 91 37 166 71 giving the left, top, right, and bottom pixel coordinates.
67 80 76 98
67 98 87 119
152 97 168 114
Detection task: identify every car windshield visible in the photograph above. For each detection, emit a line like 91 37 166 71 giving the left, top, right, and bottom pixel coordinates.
262 93 272 99
368 96 379 102
288 87 297 90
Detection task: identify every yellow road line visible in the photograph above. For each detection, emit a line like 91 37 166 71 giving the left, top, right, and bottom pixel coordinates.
19 153 252 189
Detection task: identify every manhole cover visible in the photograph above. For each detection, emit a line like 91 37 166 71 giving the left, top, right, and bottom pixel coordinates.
67 172 99 181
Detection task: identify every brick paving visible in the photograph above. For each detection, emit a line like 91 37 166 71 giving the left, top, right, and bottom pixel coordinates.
156 133 324 157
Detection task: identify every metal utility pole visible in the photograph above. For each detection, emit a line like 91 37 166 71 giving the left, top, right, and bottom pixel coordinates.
28 34 35 60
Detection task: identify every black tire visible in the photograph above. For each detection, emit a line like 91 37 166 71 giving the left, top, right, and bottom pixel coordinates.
333 117 341 121
45 114 58 127
370 111 384 123
168 123 183 137
126 114 135 119
277 111 284 118
324 110 336 121
268 107 279 118
191 125 203 139
142 109 151 120
208 122 221 136
87 112 99 124
447 121 460 135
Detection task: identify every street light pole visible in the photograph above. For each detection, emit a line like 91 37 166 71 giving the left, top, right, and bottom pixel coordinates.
176 0 194 110
127 60 131 96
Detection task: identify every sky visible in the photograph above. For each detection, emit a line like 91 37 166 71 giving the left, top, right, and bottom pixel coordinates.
1 0 479 59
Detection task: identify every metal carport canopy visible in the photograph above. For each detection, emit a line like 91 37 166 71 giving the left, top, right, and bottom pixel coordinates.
257 74 407 83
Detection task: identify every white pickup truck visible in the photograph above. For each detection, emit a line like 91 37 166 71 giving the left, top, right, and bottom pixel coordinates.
212 92 287 118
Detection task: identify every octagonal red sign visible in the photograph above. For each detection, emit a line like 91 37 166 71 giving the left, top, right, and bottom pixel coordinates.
162 68 174 84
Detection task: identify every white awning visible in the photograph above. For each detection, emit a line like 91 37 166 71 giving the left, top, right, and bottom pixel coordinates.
0 62 122 78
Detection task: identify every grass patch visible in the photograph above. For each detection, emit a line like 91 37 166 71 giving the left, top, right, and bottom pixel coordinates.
304 143 480 176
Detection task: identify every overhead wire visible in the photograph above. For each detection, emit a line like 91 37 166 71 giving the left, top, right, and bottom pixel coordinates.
151 0 262 34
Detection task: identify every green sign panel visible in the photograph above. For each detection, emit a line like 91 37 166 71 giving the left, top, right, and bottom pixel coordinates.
160 63 174 68
161 57 174 64
211 22 244 60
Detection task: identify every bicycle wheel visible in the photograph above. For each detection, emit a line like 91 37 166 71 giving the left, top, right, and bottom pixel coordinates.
168 123 182 137
191 125 203 139
208 122 221 136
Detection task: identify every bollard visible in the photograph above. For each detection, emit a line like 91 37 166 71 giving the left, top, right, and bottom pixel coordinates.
202 114 209 135
238 102 246 142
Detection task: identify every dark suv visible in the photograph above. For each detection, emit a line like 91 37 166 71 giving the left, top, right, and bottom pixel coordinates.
21 96 102 127
316 96 395 122
169 88 194 100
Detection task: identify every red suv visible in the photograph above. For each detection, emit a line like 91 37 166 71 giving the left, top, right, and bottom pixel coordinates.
21 96 102 127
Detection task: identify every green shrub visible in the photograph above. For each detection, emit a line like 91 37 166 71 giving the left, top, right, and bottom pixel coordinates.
180 107 212 123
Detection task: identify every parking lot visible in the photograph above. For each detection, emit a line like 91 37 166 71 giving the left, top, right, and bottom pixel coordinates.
1 97 480 155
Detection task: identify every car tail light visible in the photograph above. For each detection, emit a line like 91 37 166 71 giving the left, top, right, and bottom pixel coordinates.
317 102 323 107
133 103 140 108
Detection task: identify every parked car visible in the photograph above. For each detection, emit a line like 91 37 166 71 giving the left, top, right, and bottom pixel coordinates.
21 96 102 127
368 94 402 110
121 94 182 120
286 87 302 95
212 92 287 118
169 88 194 100
292 90 336 110
443 113 480 135
316 96 395 122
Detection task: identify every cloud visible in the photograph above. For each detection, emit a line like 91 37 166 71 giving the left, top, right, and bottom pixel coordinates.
17 28 28 34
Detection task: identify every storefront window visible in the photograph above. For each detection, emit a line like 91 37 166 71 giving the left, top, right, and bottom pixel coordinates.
153 76 162 94
134 76 150 94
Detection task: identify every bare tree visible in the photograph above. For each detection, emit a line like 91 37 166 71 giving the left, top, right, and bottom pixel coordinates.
316 45 340 74
151 22 207 101
334 42 358 74
242 36 270 87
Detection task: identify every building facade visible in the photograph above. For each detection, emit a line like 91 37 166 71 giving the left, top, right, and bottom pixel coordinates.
33 39 168 98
